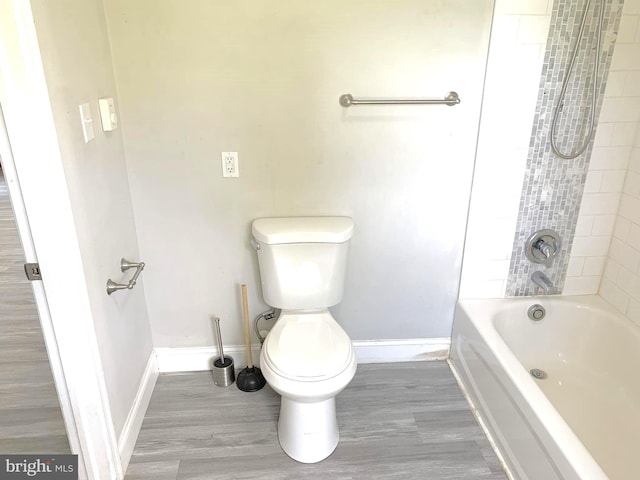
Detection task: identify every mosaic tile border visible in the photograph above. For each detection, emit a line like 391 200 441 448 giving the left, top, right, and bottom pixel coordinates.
506 0 623 296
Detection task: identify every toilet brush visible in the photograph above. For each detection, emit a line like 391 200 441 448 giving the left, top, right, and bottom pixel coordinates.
236 284 266 392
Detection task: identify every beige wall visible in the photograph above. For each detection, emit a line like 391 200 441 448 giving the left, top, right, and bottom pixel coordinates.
104 0 494 346
30 0 153 438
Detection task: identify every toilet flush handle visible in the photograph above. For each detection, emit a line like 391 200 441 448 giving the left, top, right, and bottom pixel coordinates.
250 238 261 251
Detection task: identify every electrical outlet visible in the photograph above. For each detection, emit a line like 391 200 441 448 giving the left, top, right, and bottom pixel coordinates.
221 152 239 178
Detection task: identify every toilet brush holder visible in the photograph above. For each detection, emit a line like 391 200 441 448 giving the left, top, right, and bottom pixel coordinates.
212 317 235 387
212 356 235 387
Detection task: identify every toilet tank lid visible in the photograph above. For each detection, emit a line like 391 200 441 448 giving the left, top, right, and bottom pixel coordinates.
252 217 354 244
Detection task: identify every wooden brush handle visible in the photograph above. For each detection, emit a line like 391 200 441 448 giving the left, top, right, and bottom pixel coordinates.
241 284 253 368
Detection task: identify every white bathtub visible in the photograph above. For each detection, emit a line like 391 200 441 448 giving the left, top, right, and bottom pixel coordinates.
449 295 640 480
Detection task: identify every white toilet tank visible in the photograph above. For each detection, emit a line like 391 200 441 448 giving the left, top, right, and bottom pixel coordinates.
252 217 354 310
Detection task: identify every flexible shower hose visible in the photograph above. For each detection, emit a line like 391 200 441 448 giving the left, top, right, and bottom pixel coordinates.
550 0 606 159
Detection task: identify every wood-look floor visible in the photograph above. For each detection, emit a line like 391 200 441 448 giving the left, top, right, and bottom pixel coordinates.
0 168 69 453
126 362 507 480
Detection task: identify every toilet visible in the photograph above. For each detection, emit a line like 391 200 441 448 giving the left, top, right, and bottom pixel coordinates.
252 216 357 464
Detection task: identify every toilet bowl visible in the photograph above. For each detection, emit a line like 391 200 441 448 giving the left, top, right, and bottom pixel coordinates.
260 311 357 463
252 216 356 463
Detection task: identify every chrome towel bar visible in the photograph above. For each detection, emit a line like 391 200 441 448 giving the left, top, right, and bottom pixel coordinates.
106 258 145 295
339 91 460 107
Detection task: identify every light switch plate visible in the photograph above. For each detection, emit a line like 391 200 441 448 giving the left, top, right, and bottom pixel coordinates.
98 97 118 131
79 103 95 143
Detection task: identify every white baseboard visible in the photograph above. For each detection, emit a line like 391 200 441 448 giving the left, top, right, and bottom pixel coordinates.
155 338 450 373
353 338 450 363
155 345 263 373
118 352 159 471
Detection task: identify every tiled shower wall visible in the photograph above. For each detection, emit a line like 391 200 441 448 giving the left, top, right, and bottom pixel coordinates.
460 1 552 298
506 0 624 296
599 124 640 322
461 0 640 299
565 1 640 296
596 2 640 323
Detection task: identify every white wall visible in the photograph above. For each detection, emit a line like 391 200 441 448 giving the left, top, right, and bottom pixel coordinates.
0 1 130 476
460 0 553 298
29 0 154 439
104 0 494 346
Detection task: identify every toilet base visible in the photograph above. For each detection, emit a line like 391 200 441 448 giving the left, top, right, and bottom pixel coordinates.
277 396 339 463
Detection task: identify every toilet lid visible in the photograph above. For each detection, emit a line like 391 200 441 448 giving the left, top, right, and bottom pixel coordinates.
264 312 353 379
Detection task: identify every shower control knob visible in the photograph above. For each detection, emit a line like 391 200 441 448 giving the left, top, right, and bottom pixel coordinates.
525 229 561 267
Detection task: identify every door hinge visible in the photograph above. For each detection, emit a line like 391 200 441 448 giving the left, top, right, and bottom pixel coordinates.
24 262 42 281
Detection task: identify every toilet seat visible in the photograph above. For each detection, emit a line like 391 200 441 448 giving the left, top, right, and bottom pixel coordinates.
263 311 353 381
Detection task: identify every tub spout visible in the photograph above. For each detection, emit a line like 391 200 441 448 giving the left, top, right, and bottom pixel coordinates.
531 271 556 295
